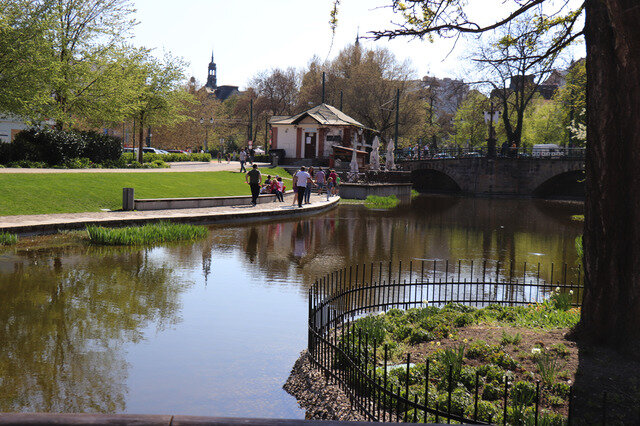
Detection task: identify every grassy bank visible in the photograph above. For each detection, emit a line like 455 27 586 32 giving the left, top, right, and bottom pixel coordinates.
0 232 17 245
0 167 292 216
340 195 400 209
86 222 208 245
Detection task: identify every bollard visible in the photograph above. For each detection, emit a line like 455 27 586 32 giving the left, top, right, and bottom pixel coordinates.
123 188 134 211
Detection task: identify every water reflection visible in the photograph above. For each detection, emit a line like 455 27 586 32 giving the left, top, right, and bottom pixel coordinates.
0 195 582 417
224 196 582 289
0 246 189 413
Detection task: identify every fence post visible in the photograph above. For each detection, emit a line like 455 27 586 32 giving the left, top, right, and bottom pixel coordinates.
122 187 134 211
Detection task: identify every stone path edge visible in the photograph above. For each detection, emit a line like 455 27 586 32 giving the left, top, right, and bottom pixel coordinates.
0 198 340 236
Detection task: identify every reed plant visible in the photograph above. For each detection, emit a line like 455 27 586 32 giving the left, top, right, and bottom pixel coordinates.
0 232 18 245
86 222 208 246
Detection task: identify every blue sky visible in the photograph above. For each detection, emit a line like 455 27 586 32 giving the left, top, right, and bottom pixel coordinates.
132 0 585 90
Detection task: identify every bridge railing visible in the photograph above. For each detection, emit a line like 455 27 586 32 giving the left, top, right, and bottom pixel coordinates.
396 146 585 161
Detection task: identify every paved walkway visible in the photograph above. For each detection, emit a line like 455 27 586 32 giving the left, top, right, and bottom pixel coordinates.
0 193 340 234
0 161 270 174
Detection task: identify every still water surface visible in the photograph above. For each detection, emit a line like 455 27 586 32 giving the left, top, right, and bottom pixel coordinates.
0 196 582 418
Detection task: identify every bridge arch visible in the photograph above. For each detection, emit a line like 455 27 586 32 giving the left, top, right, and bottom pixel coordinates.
411 168 462 194
533 170 585 198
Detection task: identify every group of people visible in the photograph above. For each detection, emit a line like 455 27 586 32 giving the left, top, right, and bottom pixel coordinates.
293 166 339 208
244 164 339 208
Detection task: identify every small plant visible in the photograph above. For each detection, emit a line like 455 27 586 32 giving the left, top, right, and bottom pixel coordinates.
500 331 523 346
0 232 18 245
535 351 563 387
551 343 570 357
482 382 503 401
549 287 573 311
511 381 536 406
436 343 466 381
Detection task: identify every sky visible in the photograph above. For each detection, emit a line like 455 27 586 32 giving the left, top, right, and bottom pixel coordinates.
132 0 585 90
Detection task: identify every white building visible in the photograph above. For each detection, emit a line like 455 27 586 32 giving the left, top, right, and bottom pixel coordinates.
269 103 368 162
0 115 29 143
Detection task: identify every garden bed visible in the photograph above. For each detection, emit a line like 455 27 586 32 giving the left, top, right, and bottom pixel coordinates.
287 296 640 424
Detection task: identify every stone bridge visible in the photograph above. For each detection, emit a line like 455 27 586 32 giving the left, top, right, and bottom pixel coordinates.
400 157 585 197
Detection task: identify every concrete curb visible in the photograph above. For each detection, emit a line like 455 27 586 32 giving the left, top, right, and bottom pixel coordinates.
0 198 340 236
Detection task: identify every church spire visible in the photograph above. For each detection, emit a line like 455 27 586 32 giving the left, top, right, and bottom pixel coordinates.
355 26 360 46
206 50 217 90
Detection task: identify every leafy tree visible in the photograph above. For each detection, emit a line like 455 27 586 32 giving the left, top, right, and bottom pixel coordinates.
521 98 566 147
452 90 489 148
250 67 299 116
337 0 640 352
127 52 193 162
555 59 586 146
298 44 420 146
474 15 568 147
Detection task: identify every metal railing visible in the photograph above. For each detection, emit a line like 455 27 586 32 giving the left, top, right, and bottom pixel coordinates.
307 259 586 424
395 147 586 161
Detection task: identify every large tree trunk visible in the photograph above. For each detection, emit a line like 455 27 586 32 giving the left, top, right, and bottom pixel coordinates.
579 0 640 350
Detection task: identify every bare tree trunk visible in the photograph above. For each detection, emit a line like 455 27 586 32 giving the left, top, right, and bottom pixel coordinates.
579 0 640 350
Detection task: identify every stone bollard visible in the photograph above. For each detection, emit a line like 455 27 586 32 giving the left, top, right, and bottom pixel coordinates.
123 188 135 211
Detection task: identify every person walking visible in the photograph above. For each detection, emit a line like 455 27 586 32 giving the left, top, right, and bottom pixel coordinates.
304 166 315 204
239 149 247 173
294 166 311 208
315 168 326 195
245 164 262 206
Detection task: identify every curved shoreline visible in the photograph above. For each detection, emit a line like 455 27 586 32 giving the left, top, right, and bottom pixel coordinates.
0 194 339 235
283 350 366 422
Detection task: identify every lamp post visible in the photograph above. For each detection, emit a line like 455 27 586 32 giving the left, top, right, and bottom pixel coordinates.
483 102 500 158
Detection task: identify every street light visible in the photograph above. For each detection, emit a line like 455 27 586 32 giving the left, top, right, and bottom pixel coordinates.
483 103 501 157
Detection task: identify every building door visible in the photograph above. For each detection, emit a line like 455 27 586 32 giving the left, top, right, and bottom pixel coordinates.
304 132 316 159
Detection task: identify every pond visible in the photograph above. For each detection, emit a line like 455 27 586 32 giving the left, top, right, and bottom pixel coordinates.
0 195 582 418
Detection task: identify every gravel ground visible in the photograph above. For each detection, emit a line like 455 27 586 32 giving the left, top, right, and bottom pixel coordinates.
283 350 367 421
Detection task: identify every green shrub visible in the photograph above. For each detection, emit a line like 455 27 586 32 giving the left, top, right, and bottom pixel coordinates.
551 382 570 398
436 343 466 382
454 312 474 327
488 351 520 370
408 327 434 344
500 331 523 346
467 340 493 360
478 364 505 384
7 128 121 166
0 232 18 245
436 387 471 416
551 343 570 357
511 381 536 406
482 382 503 401
467 400 499 423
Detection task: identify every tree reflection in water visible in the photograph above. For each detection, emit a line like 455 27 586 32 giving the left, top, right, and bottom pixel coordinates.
0 246 188 413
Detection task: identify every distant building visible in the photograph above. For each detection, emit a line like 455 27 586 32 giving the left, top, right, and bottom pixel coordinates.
0 115 30 143
269 103 368 162
202 52 240 101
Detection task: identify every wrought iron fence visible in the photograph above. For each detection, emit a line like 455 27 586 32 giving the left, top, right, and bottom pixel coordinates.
307 259 586 424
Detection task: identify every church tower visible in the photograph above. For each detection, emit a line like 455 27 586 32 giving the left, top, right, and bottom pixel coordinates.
206 51 217 90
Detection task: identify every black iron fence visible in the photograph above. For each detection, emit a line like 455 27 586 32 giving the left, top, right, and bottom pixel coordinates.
307 259 585 424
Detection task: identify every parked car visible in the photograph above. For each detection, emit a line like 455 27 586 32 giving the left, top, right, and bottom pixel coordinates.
253 146 266 155
166 149 189 154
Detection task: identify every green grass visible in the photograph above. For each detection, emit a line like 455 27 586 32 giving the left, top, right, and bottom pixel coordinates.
571 214 584 221
0 232 18 245
0 167 292 215
86 222 208 245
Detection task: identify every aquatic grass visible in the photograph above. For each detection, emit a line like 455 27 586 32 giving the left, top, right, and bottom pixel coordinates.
364 195 400 209
86 222 208 246
0 232 18 245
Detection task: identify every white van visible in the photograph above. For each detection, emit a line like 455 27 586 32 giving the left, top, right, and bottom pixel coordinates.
532 144 564 157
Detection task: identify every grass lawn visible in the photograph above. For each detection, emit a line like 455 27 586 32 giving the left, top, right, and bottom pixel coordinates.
0 167 292 216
